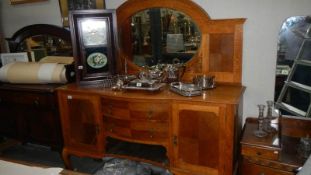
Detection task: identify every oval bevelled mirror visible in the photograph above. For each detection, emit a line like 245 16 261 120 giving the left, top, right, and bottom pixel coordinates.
127 8 201 67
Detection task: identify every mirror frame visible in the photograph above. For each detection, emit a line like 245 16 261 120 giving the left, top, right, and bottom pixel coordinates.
116 0 210 77
116 0 246 84
6 24 72 53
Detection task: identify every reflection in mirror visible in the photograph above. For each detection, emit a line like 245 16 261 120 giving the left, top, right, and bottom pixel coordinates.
16 35 72 62
275 16 311 117
130 8 201 67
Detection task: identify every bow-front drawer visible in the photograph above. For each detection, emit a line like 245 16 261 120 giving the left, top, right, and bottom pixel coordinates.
102 98 170 121
105 116 169 143
102 98 170 143
129 102 170 121
102 98 130 119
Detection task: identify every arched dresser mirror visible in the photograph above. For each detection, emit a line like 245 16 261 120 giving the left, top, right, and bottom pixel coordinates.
275 16 311 118
117 0 246 83
125 8 201 66
6 24 73 60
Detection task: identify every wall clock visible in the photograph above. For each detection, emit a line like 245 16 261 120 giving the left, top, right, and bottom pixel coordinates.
69 9 118 85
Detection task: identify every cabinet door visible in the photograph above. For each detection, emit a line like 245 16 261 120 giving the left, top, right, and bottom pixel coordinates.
58 92 104 155
26 108 62 149
0 103 19 138
172 103 226 175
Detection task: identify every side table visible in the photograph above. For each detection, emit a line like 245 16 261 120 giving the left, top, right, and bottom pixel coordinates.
239 117 311 175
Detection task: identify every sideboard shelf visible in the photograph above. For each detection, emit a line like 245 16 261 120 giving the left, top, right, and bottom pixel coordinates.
105 137 169 167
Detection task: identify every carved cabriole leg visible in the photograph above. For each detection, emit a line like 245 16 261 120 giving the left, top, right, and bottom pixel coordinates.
62 148 73 170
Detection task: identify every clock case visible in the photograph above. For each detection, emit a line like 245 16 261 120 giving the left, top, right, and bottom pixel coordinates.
69 9 118 85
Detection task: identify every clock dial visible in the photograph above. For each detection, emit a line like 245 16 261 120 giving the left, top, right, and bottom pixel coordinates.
81 19 107 46
87 52 108 69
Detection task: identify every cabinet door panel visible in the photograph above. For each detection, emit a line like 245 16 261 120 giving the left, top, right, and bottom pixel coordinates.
172 103 226 175
0 104 19 138
178 110 219 168
27 108 62 147
59 92 104 153
68 98 97 144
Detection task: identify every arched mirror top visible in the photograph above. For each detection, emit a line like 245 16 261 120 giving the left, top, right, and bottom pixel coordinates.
117 0 211 73
117 0 246 84
7 24 73 60
117 0 211 26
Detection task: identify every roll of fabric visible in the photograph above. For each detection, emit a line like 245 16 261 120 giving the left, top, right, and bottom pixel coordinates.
0 62 67 84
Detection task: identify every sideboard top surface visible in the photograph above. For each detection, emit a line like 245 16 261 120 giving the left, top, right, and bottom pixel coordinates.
57 83 245 105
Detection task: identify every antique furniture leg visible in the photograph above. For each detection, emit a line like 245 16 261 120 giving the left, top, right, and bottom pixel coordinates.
62 148 73 170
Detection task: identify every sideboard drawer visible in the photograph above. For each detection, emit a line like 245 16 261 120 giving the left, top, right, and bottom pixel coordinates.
241 145 279 160
105 116 169 142
241 160 294 175
102 98 130 119
0 91 54 108
129 102 170 121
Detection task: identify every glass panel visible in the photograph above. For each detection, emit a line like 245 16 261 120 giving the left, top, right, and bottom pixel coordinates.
129 8 201 66
209 34 234 72
68 98 97 145
178 110 219 168
16 35 72 61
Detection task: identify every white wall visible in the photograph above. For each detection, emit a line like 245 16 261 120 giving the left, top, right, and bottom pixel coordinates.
0 0 62 37
1 0 311 119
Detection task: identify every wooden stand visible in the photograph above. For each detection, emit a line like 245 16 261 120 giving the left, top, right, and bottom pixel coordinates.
239 117 311 175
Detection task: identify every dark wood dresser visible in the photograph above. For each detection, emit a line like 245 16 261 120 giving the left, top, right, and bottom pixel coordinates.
240 117 311 175
0 24 73 150
0 83 63 150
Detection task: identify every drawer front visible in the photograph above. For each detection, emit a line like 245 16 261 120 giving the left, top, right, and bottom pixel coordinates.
105 116 169 142
102 99 130 119
0 91 54 108
102 98 170 121
242 145 279 160
105 117 131 138
131 120 169 141
241 160 294 175
129 102 169 121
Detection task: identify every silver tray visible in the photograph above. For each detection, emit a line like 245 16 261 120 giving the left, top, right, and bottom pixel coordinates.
169 82 202 96
122 83 166 91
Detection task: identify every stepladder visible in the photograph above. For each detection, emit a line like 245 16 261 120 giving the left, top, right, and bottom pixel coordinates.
276 17 311 118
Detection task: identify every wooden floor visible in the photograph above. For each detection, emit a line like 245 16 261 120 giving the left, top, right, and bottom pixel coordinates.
0 138 102 174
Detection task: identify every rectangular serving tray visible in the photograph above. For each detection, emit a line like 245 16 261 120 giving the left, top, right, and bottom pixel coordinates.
169 82 202 96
